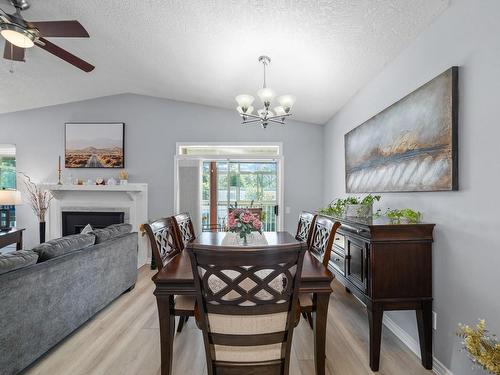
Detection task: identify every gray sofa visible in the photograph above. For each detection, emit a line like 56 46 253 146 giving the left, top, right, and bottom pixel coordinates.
0 224 138 375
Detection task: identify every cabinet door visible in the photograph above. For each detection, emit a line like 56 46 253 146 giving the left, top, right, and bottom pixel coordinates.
346 236 368 293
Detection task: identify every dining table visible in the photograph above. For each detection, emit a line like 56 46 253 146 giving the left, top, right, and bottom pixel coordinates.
152 231 334 375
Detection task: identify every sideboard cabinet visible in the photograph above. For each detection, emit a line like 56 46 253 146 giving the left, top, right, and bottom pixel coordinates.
324 215 435 372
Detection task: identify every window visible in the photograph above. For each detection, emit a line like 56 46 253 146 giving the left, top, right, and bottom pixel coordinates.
202 161 278 232
0 144 16 228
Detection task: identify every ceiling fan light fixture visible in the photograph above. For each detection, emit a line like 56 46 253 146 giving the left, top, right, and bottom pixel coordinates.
0 23 36 48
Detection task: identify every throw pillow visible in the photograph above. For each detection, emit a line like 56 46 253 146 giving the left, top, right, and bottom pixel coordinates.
81 224 93 234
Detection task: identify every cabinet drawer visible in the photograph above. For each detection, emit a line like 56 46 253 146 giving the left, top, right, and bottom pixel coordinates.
330 251 345 275
333 233 345 249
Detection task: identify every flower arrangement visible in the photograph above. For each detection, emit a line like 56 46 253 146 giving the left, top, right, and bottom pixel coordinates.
457 320 500 374
227 208 262 245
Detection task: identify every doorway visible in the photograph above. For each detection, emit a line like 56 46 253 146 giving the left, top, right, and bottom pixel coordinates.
175 143 284 232
202 160 279 232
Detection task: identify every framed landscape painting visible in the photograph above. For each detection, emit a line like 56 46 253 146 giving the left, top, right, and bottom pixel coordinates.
345 67 458 193
65 123 125 168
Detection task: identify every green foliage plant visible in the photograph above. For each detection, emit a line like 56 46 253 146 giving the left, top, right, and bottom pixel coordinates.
319 194 381 217
385 208 422 223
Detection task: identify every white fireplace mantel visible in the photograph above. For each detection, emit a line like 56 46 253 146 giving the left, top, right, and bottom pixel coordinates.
45 183 148 268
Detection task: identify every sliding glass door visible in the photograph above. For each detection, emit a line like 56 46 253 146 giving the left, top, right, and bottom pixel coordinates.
202 161 278 231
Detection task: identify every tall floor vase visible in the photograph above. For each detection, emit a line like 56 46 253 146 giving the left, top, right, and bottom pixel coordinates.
39 221 46 244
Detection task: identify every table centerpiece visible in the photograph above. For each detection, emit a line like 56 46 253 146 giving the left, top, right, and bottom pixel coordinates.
226 208 263 245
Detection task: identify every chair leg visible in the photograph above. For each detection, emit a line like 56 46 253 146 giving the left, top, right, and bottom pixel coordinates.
177 316 186 333
306 312 314 330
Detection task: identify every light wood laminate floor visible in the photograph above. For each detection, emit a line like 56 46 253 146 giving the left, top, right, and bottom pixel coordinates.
25 266 433 375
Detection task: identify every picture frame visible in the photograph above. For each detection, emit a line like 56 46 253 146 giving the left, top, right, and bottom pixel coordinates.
344 67 458 193
65 122 125 169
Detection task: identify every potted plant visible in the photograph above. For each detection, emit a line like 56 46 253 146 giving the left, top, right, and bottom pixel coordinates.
345 195 381 218
385 208 422 223
226 208 263 245
320 194 381 218
20 173 53 243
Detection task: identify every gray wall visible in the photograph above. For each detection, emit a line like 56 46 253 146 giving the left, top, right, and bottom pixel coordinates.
0 94 324 249
323 0 500 373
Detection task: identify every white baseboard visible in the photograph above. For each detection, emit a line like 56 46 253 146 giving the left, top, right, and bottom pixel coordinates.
382 316 453 375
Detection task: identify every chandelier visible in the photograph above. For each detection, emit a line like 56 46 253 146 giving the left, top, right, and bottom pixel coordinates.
235 56 296 129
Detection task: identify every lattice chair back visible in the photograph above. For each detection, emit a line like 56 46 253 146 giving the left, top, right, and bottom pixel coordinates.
309 216 341 267
144 217 182 271
173 212 196 250
187 245 306 375
295 211 317 247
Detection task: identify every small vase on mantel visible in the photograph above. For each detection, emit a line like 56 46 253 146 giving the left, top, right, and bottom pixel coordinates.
39 221 46 244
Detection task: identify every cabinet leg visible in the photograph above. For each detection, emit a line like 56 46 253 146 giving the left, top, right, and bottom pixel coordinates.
345 286 351 294
368 303 383 371
416 301 433 370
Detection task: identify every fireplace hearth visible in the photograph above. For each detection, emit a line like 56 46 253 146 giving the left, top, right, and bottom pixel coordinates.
62 211 125 236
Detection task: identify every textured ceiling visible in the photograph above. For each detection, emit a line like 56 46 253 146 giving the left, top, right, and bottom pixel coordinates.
0 0 449 124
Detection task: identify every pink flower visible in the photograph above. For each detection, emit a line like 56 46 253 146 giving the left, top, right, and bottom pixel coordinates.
253 219 262 230
241 212 252 223
227 216 236 228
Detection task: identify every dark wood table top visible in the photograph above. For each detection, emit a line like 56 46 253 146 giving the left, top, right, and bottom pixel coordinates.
0 227 25 237
153 231 334 286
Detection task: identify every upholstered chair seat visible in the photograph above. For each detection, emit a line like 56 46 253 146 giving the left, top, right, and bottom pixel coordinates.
188 244 306 375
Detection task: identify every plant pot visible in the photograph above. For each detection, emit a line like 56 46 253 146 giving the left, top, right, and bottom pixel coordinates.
345 204 373 218
39 221 46 243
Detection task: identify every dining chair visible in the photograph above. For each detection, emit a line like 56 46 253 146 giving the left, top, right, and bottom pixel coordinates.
300 215 341 329
173 212 196 250
295 211 317 248
187 244 306 375
143 217 195 333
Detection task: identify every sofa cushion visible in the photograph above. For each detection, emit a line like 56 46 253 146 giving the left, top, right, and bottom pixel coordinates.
92 223 132 244
32 233 95 262
0 250 39 275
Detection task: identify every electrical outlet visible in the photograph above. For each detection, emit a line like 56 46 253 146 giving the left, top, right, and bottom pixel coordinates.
432 311 437 330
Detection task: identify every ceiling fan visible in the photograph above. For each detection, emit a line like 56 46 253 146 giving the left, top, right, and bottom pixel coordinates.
0 0 94 72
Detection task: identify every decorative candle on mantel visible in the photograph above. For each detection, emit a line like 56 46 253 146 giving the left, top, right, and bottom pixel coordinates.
57 155 63 185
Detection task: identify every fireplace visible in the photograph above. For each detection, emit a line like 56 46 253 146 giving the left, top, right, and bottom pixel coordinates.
62 211 125 236
47 183 148 267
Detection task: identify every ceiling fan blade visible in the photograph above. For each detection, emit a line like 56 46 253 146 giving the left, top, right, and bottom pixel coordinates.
36 37 94 72
3 41 25 61
28 20 89 37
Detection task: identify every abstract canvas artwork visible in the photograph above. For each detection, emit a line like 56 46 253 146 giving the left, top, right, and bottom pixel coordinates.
345 67 458 193
65 123 125 168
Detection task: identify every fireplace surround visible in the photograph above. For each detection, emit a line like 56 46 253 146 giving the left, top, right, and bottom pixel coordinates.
45 184 148 268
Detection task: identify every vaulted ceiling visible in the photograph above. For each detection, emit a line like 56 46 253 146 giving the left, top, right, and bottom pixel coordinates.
0 0 449 124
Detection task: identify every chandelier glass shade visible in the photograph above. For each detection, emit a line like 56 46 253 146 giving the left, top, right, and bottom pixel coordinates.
235 56 295 128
